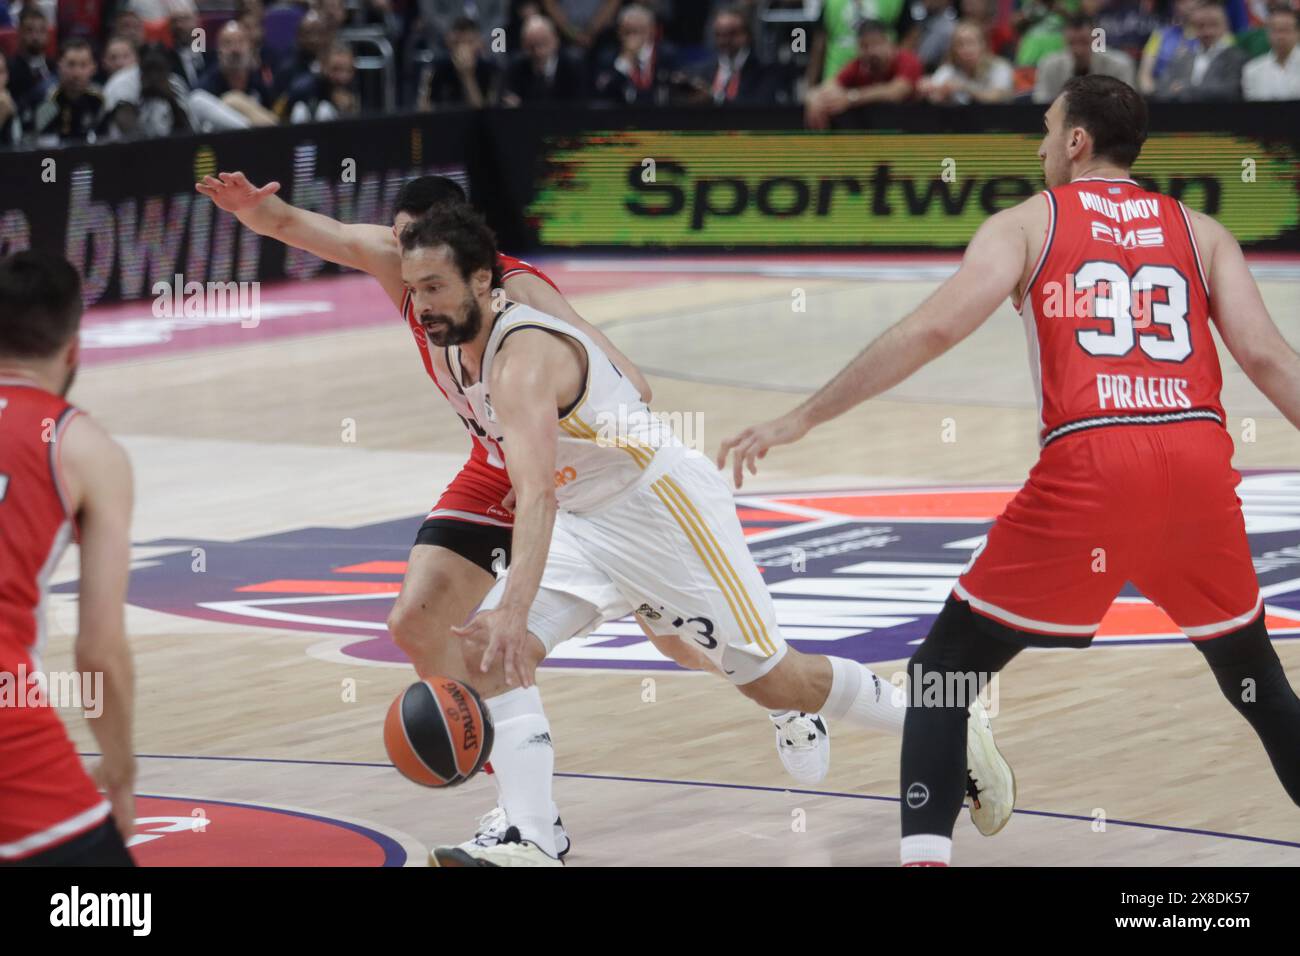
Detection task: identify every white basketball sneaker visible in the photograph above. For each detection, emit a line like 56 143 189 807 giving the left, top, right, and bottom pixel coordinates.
455 805 571 858
965 698 1015 836
771 711 831 785
431 827 563 868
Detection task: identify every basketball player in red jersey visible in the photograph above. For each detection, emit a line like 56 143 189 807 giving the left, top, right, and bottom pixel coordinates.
0 251 137 866
720 74 1300 866
194 173 830 856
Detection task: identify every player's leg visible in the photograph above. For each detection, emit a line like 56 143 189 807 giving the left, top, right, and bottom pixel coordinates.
387 536 498 680
1133 423 1300 806
637 616 831 783
387 543 495 681
889 435 1133 864
1192 613 1300 806
387 514 572 854
433 526 627 867
894 597 1024 865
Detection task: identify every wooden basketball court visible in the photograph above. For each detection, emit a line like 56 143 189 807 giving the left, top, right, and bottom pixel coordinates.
47 254 1300 866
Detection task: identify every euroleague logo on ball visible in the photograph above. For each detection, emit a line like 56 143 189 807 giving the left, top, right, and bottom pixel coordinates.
105 474 1300 671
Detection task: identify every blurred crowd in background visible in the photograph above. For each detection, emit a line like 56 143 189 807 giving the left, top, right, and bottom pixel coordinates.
0 0 1297 148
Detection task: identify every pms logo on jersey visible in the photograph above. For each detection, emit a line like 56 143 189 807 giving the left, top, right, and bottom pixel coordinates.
85 473 1300 671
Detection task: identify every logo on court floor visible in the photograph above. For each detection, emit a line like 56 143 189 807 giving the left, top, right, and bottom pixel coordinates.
91 472 1300 672
124 795 411 866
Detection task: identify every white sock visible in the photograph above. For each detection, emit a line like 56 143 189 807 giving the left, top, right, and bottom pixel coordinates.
819 657 905 734
900 834 952 866
483 686 558 858
486 759 558 824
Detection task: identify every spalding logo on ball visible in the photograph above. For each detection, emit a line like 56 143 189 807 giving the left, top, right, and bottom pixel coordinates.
385 678 494 787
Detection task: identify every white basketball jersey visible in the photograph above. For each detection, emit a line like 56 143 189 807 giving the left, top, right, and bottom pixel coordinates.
456 303 685 513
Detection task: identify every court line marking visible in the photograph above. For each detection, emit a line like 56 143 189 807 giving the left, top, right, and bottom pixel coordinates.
83 751 1300 852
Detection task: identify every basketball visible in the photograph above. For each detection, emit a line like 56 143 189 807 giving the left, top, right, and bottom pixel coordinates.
384 678 494 788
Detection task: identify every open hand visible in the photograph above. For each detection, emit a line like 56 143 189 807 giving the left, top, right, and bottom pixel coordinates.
194 171 280 212
715 411 810 489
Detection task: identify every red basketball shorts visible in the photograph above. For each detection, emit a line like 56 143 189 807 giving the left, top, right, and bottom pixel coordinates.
0 659 110 861
954 420 1261 643
426 447 514 529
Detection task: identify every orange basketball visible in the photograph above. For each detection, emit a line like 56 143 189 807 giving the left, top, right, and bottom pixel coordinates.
384 678 494 788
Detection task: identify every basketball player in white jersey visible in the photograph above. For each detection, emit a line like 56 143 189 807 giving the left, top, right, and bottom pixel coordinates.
399 205 1014 867
194 172 829 857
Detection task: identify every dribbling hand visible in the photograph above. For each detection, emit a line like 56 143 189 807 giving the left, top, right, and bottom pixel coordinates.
452 605 532 689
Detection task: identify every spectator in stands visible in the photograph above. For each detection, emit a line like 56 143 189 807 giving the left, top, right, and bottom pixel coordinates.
1014 0 1068 67
112 8 147 51
1081 0 1163 62
418 14 502 107
8 6 56 112
1138 0 1199 94
200 20 278 123
166 0 209 89
805 19 922 129
920 19 1014 103
905 0 960 72
420 0 509 52
503 14 587 104
592 3 682 105
1155 0 1246 99
29 37 105 145
318 0 350 32
959 0 1017 58
237 3 277 89
1243 4 1300 98
1033 14 1137 102
127 43 194 137
272 9 333 100
808 0 910 89
282 40 360 121
690 5 781 104
0 50 23 148
98 36 139 87
540 0 622 57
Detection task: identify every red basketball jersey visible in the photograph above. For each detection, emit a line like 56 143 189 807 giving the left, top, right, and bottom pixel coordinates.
0 380 80 674
1018 177 1225 447
0 380 112 861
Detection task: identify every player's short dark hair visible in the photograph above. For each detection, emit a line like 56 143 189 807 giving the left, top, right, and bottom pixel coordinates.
399 204 503 288
857 18 889 37
60 37 94 59
1060 74 1148 168
393 176 468 218
18 7 47 26
0 251 84 359
1267 3 1297 21
1064 13 1095 30
450 15 480 34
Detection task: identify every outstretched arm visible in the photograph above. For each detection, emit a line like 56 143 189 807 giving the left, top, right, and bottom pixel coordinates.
195 171 406 308
716 207 1029 487
1195 210 1300 429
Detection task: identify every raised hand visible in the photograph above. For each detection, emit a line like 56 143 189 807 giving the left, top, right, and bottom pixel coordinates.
194 171 281 213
